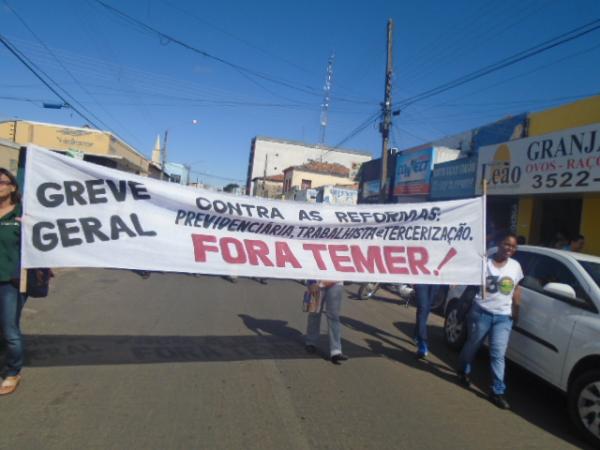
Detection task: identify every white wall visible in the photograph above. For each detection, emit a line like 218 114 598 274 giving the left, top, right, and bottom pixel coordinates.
247 137 372 194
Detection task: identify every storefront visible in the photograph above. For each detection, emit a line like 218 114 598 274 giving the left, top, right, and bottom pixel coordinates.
357 156 395 204
477 121 600 254
392 146 460 203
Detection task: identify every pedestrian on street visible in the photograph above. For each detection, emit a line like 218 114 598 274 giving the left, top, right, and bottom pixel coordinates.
413 284 441 359
563 234 585 252
0 168 26 395
457 232 523 410
304 280 348 364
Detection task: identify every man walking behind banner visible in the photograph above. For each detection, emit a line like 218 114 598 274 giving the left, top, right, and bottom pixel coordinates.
457 232 523 409
413 284 441 359
305 280 348 364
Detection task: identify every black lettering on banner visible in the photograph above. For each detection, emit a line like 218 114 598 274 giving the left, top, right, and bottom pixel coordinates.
309 211 323 221
32 221 58 251
110 215 137 240
335 212 348 223
79 217 110 243
299 210 312 221
57 218 83 247
106 180 127 202
63 181 87 206
37 182 63 208
128 181 151 200
256 206 269 219
131 214 157 236
85 180 108 204
196 197 211 210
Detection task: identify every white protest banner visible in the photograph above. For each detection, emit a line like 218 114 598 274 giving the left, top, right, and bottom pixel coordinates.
22 145 485 284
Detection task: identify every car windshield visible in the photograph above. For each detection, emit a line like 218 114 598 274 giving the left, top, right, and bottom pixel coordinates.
578 260 600 289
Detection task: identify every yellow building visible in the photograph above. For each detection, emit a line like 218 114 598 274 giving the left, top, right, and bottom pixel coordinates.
0 120 155 176
511 95 600 255
282 161 355 199
0 139 20 175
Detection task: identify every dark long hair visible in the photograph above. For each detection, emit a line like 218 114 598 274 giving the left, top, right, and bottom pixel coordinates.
0 168 21 205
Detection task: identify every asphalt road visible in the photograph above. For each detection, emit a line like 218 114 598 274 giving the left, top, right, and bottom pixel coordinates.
0 269 592 450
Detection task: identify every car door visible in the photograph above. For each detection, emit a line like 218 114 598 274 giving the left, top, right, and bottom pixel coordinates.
506 253 592 387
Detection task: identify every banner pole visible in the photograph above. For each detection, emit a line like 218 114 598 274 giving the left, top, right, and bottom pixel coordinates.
481 165 488 300
17 146 28 294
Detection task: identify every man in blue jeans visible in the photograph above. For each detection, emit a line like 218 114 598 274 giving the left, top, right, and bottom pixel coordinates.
414 284 440 359
458 232 523 409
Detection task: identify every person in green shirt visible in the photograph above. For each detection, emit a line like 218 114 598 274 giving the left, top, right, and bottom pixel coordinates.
0 168 25 395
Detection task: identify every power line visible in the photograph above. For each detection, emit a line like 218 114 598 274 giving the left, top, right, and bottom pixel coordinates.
331 110 381 149
2 0 146 149
0 33 101 129
93 0 331 101
189 169 245 183
393 18 600 112
158 0 378 104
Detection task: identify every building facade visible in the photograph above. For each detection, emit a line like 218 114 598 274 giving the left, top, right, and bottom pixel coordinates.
282 161 354 199
0 139 20 175
246 136 372 194
0 120 150 175
165 161 191 185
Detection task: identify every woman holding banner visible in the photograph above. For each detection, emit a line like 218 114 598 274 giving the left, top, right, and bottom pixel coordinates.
457 231 523 410
0 168 26 395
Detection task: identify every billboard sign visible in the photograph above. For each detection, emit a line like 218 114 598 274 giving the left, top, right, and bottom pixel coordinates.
476 122 600 195
430 157 477 200
393 148 434 196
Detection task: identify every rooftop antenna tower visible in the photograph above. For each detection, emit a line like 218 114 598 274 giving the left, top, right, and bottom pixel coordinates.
319 52 335 147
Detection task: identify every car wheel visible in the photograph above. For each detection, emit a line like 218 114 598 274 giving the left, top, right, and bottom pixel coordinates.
568 369 600 447
358 283 379 300
444 300 467 351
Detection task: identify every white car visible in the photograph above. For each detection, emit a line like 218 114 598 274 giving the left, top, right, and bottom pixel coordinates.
443 245 600 447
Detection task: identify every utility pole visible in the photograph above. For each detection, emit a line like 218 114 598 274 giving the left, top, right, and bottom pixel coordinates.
379 19 393 203
319 52 335 147
161 129 169 181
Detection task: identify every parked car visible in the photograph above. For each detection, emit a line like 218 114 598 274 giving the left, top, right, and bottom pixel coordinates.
442 245 600 447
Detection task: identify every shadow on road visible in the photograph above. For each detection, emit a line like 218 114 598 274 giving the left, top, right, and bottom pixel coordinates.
392 320 591 449
22 329 374 368
341 315 589 447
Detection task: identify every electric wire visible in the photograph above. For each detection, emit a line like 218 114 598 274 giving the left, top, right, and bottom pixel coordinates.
2 0 146 149
0 33 101 129
393 18 600 112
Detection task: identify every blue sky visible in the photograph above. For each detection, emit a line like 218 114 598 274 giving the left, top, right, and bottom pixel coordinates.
1 0 600 186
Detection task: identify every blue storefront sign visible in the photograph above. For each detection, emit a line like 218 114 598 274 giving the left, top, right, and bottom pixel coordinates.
430 157 477 200
393 147 434 196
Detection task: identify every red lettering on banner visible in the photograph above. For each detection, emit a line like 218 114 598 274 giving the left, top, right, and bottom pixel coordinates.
383 246 409 274
407 246 430 275
329 245 355 273
221 237 246 264
302 243 328 270
351 246 387 273
191 234 219 262
275 242 301 268
244 239 274 266
191 234 436 276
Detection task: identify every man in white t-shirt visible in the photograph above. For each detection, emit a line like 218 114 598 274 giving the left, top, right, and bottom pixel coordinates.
457 232 523 410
